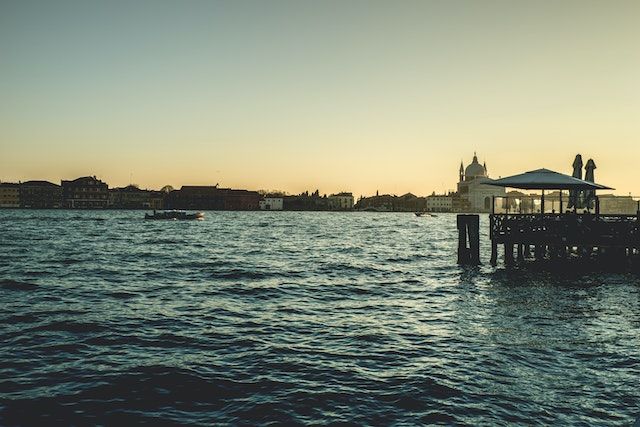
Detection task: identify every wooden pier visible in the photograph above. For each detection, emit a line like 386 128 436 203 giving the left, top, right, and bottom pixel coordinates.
489 212 640 266
456 166 640 268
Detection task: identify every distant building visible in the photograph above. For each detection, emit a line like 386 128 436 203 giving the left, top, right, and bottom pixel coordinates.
426 193 453 212
503 190 531 213
166 186 260 210
599 194 638 215
61 176 109 209
223 189 261 210
456 153 506 212
328 192 354 210
0 183 20 208
108 185 163 209
259 197 284 210
20 181 62 208
283 190 330 211
355 193 426 212
167 186 223 210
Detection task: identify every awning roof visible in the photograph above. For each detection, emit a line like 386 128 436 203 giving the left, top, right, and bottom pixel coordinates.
488 168 613 190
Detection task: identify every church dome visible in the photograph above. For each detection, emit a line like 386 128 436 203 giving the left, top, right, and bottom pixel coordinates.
464 153 487 179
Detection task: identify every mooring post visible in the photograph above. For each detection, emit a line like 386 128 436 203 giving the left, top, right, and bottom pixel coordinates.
468 215 480 265
457 215 469 264
457 214 480 265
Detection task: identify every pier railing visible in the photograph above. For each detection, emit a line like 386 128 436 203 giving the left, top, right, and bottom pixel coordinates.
490 213 640 246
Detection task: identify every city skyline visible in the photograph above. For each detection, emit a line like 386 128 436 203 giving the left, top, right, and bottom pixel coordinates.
1 1 639 197
0 151 625 199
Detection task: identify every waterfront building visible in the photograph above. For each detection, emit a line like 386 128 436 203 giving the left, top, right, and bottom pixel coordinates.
426 193 453 212
259 197 284 210
355 193 426 212
108 185 164 209
451 193 470 212
20 181 62 208
166 186 223 210
166 186 260 210
327 192 354 210
456 153 506 212
222 189 261 210
0 182 20 208
599 194 638 215
61 176 109 209
283 190 331 211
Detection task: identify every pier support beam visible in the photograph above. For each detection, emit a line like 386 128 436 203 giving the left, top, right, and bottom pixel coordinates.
457 214 480 265
490 241 498 266
504 242 515 265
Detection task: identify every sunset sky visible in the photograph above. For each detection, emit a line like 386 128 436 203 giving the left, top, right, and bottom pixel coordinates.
1 0 638 197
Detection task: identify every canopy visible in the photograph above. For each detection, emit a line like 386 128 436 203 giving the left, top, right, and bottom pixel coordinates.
488 168 613 190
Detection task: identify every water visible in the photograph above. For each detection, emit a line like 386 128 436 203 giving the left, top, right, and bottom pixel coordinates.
1 210 638 425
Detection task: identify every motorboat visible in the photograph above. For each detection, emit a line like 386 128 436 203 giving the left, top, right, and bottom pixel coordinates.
144 210 204 220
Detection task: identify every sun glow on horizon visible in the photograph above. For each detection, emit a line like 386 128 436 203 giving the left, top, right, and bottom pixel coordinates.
1 1 639 197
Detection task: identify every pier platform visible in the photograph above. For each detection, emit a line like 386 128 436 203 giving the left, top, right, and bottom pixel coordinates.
489 212 640 266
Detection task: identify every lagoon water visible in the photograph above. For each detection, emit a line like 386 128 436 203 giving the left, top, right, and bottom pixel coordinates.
0 210 638 425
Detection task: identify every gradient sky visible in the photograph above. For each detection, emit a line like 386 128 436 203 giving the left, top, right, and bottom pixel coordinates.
1 0 638 197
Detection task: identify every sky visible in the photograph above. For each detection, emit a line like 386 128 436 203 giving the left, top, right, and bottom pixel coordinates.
1 0 638 197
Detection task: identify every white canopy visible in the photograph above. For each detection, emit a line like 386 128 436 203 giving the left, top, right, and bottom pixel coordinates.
488 168 613 190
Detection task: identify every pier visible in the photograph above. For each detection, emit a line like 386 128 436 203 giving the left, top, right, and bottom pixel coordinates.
489 211 640 266
458 167 640 267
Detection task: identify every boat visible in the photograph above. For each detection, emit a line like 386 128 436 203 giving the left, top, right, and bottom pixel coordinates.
144 210 204 220
415 212 438 217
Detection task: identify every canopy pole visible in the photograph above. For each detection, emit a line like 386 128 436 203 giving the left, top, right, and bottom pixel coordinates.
559 191 563 214
541 190 545 215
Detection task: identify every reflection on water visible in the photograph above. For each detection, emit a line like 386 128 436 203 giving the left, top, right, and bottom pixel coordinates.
0 210 638 425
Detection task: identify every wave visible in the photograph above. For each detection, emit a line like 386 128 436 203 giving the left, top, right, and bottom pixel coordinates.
0 279 38 291
107 291 139 300
29 321 108 334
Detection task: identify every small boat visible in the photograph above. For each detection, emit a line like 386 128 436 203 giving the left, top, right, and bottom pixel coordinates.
144 210 204 220
415 212 425 217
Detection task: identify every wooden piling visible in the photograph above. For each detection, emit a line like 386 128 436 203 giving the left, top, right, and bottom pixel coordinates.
490 241 498 266
505 242 515 265
457 214 480 265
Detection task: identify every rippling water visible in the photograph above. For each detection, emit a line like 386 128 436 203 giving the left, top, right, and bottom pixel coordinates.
1 210 639 425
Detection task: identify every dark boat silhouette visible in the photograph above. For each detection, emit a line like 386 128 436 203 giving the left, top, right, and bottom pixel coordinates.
145 210 204 220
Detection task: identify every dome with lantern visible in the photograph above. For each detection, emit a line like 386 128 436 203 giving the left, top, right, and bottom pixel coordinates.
461 153 487 181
